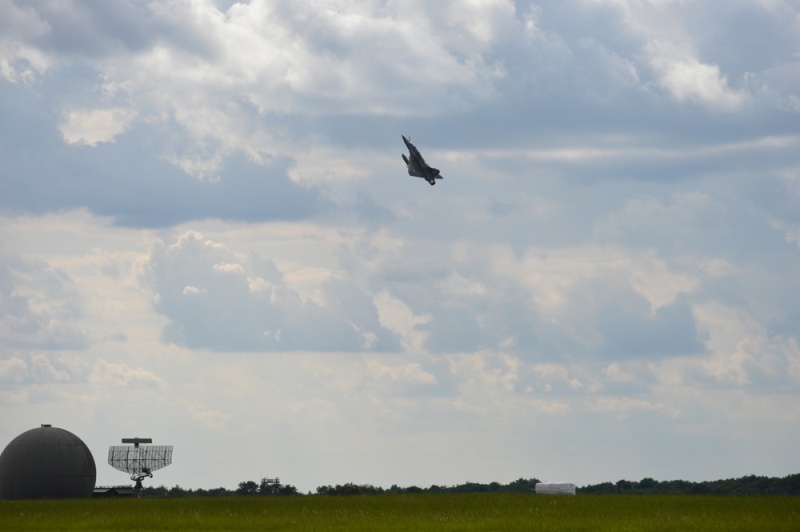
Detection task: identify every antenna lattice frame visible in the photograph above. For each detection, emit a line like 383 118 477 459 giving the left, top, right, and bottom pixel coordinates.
108 438 173 493
108 445 173 478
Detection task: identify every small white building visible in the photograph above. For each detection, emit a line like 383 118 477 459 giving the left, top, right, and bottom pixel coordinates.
535 482 576 495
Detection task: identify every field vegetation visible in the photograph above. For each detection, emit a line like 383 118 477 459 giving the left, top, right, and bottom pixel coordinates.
2 493 799 531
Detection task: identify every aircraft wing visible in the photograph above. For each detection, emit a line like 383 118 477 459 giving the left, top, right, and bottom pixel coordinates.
402 135 441 186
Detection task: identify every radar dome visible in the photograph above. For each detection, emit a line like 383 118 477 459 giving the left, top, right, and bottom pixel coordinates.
0 425 96 500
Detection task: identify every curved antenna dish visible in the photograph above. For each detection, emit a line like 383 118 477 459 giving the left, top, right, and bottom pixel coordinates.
108 437 173 493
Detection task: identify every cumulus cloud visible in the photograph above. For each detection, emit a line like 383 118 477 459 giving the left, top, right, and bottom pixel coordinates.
0 356 27 383
60 107 138 146
0 353 89 385
367 360 437 385
90 359 166 388
2 0 798 226
188 402 231 430
147 231 399 352
646 40 747 110
0 0 53 83
586 396 674 420
0 251 87 350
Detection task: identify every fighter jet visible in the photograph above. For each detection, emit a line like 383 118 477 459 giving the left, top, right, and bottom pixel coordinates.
402 136 442 186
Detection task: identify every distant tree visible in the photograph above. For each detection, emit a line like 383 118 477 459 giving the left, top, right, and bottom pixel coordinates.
781 473 800 495
278 484 299 496
615 479 633 491
168 485 189 497
507 478 539 492
206 487 233 497
578 474 800 496
142 485 169 497
316 483 381 495
236 480 259 496
638 477 656 490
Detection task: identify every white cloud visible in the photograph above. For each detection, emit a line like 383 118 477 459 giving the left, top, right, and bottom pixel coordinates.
586 396 673 419
691 303 800 388
367 360 437 385
0 251 88 350
530 363 584 392
182 285 206 296
437 272 487 298
0 357 27 383
212 262 244 274
647 40 747 110
148 231 396 352
90 359 166 388
0 0 53 83
449 351 520 394
373 291 430 353
30 353 70 382
188 402 231 431
60 108 138 146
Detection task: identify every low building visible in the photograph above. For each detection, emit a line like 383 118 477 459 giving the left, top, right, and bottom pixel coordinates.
93 486 138 498
535 482 576 495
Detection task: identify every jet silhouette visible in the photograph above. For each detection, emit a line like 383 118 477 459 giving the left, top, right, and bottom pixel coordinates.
402 136 442 186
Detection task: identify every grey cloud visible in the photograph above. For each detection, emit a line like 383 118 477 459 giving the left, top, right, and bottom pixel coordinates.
148 231 399 352
0 85 329 227
2 0 798 234
652 1 800 82
0 251 87 350
0 353 89 386
0 356 27 384
596 292 704 360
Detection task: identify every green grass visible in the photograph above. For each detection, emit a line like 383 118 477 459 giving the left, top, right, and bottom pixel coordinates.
1 494 799 531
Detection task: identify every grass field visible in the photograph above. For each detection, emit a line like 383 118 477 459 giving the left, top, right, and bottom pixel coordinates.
2 494 799 531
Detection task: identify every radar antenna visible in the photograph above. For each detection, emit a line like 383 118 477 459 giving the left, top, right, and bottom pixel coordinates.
108 437 173 495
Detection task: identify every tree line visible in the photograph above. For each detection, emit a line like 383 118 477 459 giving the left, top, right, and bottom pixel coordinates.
316 478 540 495
138 473 800 497
578 474 800 496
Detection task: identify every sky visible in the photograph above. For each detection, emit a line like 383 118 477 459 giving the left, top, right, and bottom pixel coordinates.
1 0 799 494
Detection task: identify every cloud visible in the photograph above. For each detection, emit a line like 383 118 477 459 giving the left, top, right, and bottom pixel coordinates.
188 402 231 431
60 107 138 146
448 351 520 394
586 396 674 420
373 291 430 353
691 303 800 389
367 360 437 385
0 356 27 384
2 0 798 231
30 353 70 382
0 353 89 385
0 0 53 83
530 363 585 393
90 359 166 388
0 101 329 226
646 40 747 110
148 231 399 352
0 250 87 350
